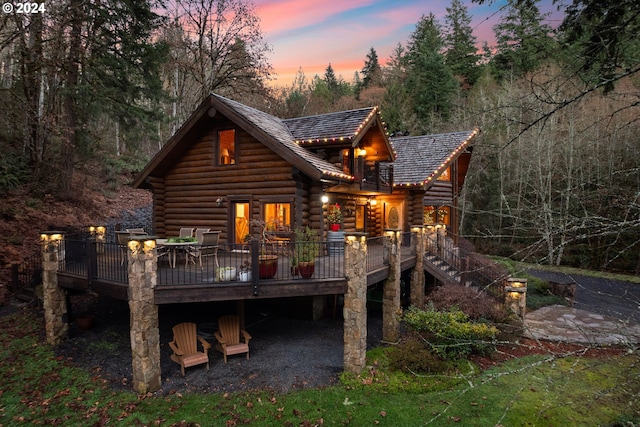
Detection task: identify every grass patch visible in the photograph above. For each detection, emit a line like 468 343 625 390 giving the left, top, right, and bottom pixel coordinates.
1 310 639 426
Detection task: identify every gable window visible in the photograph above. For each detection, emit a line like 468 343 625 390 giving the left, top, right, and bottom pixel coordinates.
437 166 451 181
263 202 291 231
218 129 235 165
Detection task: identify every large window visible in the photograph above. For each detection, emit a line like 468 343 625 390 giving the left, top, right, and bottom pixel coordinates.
218 129 235 165
263 203 291 231
424 205 450 225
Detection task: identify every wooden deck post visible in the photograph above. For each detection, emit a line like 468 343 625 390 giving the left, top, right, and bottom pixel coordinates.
382 229 401 343
41 232 68 346
410 226 425 308
127 236 162 394
343 232 368 374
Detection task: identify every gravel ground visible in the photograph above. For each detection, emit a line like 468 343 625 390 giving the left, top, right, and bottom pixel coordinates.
56 293 384 395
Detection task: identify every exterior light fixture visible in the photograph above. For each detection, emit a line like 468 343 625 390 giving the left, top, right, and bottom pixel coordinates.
370 198 377 206
127 236 158 255
40 231 64 253
505 277 528 319
216 197 223 207
321 194 329 204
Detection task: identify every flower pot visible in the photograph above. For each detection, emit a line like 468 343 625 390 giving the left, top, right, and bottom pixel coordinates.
298 261 315 279
330 223 341 231
217 266 237 281
77 315 94 331
258 255 278 279
238 270 251 282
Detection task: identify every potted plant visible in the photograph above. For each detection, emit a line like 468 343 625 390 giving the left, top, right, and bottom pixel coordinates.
327 203 342 231
217 266 237 281
238 260 251 282
293 226 319 279
248 218 279 279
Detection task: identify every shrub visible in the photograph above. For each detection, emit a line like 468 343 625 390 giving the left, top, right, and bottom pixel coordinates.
427 284 510 323
403 304 498 360
389 335 450 373
0 152 30 195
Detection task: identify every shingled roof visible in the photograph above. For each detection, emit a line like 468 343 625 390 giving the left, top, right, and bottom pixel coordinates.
283 108 377 144
391 129 478 187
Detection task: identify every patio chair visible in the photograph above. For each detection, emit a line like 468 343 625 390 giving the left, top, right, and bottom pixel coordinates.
185 231 220 268
126 228 147 235
194 227 210 243
214 315 251 363
169 322 211 376
179 227 194 238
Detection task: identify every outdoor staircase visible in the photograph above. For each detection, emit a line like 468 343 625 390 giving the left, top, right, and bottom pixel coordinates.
423 253 464 287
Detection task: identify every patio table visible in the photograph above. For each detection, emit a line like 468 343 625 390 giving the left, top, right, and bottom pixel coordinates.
156 239 194 268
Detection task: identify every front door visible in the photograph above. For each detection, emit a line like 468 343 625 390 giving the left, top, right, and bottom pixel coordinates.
232 202 250 245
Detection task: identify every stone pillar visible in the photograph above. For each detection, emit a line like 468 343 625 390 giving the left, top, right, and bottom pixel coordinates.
127 236 162 394
343 232 368 374
505 277 527 321
382 229 401 344
41 232 68 346
410 226 425 308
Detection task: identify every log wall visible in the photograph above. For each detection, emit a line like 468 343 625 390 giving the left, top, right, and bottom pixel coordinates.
150 124 303 243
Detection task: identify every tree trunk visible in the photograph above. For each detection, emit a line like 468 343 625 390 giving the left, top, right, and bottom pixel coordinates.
59 0 83 200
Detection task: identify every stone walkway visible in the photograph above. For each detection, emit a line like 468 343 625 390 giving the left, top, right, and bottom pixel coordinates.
523 305 640 345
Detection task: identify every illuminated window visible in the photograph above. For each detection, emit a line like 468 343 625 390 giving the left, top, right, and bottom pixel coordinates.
355 205 365 230
218 129 235 165
424 206 450 225
263 203 291 230
437 166 451 181
341 149 350 174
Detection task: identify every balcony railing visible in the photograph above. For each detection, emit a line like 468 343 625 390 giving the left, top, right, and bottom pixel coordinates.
354 159 393 193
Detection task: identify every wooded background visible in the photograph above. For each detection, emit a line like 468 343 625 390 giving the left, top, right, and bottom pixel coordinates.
1 0 638 273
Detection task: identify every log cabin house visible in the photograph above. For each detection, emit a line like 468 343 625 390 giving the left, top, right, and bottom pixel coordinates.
42 93 480 391
132 93 478 242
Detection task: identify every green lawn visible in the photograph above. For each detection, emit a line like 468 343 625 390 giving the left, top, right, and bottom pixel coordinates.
1 309 639 426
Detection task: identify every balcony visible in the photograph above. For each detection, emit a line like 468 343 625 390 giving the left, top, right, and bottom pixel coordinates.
354 159 393 193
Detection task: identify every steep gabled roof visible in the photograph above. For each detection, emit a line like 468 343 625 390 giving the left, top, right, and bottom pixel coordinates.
283 107 395 161
391 129 479 188
284 108 376 143
133 94 355 189
211 95 353 181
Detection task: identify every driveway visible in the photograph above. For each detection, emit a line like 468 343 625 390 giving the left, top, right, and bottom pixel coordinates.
526 269 640 324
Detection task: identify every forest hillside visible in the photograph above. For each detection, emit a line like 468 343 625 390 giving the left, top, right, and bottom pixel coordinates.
1 0 638 277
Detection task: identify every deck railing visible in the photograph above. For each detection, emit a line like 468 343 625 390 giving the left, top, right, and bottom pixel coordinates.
58 237 348 286
366 236 389 272
158 239 345 285
425 233 462 272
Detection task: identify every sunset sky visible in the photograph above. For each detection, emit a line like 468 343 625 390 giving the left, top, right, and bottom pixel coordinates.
251 0 562 86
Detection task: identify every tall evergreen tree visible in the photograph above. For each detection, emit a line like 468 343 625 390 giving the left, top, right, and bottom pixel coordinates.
491 0 555 79
443 0 481 87
381 43 411 134
361 47 383 89
558 0 640 93
405 13 457 132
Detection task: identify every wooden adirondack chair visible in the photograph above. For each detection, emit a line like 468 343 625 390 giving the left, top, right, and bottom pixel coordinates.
214 315 251 363
169 322 211 376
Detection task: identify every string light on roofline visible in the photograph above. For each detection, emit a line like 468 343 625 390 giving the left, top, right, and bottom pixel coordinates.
392 130 478 188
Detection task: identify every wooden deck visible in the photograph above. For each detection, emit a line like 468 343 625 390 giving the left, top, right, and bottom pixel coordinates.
57 239 417 304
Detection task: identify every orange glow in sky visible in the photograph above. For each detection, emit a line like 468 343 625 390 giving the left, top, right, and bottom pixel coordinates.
252 0 562 87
